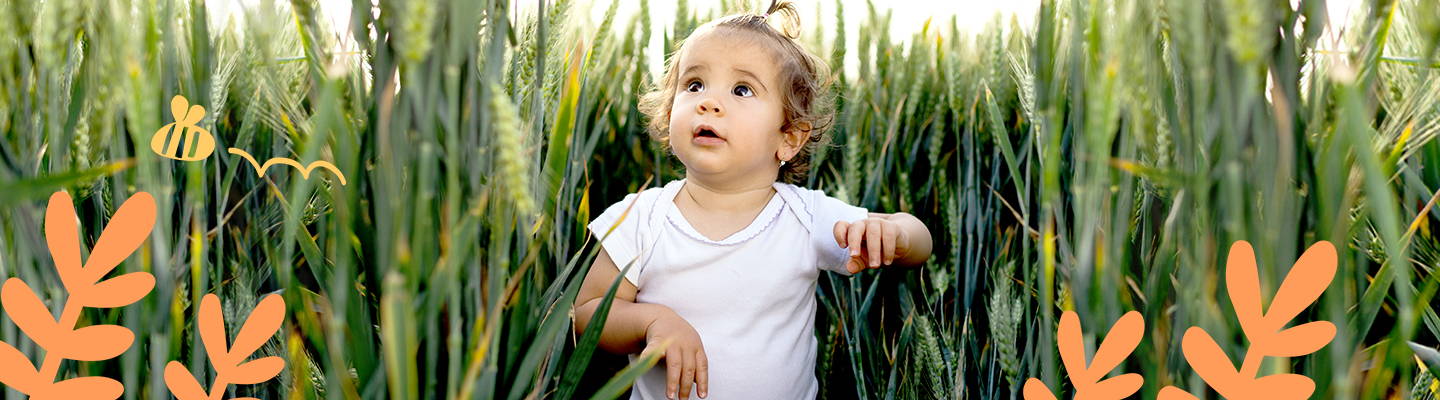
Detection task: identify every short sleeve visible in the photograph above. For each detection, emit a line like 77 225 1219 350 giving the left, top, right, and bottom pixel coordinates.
586 193 646 287
809 191 868 274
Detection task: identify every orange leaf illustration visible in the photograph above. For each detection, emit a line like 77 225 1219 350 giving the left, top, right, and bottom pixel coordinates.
80 272 157 309
0 191 157 399
54 325 134 361
1023 311 1145 400
1161 240 1336 400
34 376 124 400
3 278 67 342
164 361 209 400
228 357 286 385
0 341 41 393
1157 385 1200 400
167 293 286 400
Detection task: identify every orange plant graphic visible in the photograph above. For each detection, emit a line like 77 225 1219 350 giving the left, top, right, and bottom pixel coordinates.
164 293 286 400
0 191 157 399
1158 241 1337 400
1024 311 1145 400
1023 240 1338 399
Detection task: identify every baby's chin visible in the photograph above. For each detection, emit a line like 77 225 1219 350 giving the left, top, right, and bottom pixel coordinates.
679 159 779 180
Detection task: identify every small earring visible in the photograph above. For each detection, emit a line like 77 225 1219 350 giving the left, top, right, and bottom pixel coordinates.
780 160 787 167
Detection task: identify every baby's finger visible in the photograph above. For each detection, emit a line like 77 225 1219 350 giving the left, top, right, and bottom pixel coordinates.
679 353 696 400
666 347 681 399
882 221 897 265
696 350 709 398
833 221 849 248
866 221 882 267
847 221 865 258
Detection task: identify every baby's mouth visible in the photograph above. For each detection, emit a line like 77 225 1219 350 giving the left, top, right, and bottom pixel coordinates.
693 124 725 143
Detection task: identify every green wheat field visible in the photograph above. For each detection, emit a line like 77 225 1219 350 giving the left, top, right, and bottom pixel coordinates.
0 0 1438 398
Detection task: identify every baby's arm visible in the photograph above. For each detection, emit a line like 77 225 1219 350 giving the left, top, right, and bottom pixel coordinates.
573 248 709 399
573 248 665 354
833 212 934 273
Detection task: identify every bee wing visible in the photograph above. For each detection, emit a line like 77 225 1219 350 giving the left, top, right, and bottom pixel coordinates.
170 95 189 122
183 104 206 125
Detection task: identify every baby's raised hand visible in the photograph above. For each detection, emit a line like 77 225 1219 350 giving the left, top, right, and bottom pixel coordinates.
833 217 907 273
641 311 708 399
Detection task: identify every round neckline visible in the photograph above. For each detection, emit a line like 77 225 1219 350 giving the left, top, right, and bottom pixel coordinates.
663 179 786 246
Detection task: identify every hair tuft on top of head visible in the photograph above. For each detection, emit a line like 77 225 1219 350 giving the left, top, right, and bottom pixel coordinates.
761 0 802 39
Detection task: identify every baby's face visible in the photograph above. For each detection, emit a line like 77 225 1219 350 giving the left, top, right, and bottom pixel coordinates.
667 30 788 182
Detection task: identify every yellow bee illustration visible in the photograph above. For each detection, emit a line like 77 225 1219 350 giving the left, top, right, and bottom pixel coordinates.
150 95 215 161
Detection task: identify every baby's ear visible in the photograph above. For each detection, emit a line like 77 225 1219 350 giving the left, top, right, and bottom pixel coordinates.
782 122 812 149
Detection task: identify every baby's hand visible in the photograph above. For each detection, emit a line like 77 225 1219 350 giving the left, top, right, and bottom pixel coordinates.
641 311 708 399
833 217 907 273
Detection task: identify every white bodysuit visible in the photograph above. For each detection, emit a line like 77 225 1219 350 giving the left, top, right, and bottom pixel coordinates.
586 179 868 400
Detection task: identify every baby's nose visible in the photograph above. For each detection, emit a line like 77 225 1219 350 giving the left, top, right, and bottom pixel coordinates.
696 98 723 116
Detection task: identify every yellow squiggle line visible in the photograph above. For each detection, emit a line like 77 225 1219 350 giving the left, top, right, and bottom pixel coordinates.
228 148 348 186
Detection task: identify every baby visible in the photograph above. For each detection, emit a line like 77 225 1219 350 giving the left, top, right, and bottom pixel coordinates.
572 2 933 399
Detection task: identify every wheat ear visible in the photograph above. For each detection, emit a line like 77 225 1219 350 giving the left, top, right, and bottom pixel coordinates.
0 191 157 399
1024 310 1145 400
1159 241 1337 400
165 293 286 400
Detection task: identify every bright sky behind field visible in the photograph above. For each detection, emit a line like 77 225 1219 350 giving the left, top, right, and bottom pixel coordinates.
209 0 1371 76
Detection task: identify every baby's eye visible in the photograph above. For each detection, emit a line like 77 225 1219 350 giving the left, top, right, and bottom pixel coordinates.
732 84 754 97
685 81 703 93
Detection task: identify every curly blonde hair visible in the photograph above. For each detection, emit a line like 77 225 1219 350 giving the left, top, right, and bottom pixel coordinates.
638 0 836 185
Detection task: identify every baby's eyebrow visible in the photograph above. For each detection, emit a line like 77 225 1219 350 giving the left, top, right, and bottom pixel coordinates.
681 64 708 76
732 68 769 92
